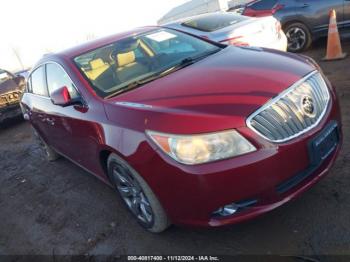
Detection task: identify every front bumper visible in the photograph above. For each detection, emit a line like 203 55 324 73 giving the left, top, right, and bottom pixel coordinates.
133 85 341 227
0 103 22 122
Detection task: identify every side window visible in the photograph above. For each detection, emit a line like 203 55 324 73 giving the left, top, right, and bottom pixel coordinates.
31 66 48 96
46 63 79 99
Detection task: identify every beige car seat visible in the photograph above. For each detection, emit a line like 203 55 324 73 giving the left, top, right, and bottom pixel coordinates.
115 51 148 83
85 58 109 80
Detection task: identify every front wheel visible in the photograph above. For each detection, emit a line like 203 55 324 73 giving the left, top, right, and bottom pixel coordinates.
107 153 170 233
285 22 312 52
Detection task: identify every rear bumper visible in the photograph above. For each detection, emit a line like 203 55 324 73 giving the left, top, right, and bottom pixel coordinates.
0 103 22 122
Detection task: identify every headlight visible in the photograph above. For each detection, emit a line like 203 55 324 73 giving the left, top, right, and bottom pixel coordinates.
147 129 256 165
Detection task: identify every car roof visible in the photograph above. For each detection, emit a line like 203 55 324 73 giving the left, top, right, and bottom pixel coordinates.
45 26 159 61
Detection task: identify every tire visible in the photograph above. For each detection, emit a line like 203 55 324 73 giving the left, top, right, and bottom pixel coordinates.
284 22 312 52
107 153 170 233
32 128 60 162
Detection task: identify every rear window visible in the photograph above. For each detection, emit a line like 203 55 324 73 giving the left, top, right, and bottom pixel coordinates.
182 13 246 32
248 0 278 10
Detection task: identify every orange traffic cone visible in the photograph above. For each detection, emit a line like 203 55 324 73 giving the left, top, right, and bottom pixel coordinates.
323 9 347 61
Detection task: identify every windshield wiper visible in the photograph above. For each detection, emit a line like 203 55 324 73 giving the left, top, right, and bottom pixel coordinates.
105 62 190 99
105 78 153 99
105 49 220 99
156 49 220 78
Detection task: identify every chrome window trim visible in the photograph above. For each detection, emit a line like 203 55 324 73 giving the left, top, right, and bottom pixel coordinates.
246 70 330 143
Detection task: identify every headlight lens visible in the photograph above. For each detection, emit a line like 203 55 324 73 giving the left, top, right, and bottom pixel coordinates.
147 129 256 165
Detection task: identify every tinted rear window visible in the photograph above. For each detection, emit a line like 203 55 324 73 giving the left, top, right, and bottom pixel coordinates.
182 13 246 32
248 0 278 10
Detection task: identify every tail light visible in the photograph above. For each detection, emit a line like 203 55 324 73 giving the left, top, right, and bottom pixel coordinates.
219 36 250 47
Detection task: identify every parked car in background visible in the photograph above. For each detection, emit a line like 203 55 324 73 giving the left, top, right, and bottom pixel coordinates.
21 27 341 232
164 12 287 51
228 4 246 14
241 0 350 52
0 69 25 123
158 0 230 25
15 68 31 80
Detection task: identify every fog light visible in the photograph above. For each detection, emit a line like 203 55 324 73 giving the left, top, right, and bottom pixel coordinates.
212 199 258 217
213 203 239 217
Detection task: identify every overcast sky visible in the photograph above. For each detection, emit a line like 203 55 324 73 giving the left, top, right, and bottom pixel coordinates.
0 0 188 71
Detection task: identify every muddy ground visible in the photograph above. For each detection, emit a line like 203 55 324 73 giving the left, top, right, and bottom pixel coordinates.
0 41 350 259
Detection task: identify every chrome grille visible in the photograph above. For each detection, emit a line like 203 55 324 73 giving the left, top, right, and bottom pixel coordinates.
247 71 330 143
0 91 22 106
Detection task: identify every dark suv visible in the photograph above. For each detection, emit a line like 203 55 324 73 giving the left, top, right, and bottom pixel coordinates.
0 69 25 123
242 0 350 52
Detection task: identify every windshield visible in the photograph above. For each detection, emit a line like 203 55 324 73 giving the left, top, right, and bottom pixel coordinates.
74 28 222 98
0 70 13 85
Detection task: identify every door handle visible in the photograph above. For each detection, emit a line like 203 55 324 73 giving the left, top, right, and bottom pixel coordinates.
301 3 309 8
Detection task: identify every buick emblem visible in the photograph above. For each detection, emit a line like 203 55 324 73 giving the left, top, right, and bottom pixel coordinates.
301 96 316 118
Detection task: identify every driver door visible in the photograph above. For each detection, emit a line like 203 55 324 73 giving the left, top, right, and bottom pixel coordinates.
44 62 103 174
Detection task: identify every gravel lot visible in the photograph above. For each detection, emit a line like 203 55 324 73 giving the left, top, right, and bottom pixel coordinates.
1 41 350 259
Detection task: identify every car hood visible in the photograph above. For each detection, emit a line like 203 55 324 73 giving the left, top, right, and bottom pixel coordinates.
0 79 21 94
104 46 317 134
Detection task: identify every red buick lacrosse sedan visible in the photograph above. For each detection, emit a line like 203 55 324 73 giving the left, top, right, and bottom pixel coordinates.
21 27 342 232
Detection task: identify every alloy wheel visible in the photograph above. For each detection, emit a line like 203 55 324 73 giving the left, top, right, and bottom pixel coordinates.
111 164 154 227
286 27 307 52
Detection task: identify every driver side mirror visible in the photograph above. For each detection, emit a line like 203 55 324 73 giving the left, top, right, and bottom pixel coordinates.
50 86 82 107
